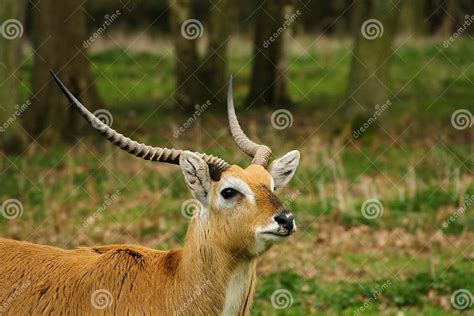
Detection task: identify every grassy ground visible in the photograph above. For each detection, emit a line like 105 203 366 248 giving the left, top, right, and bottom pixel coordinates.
2 37 474 315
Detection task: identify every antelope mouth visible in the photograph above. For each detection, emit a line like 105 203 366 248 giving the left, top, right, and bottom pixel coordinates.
256 222 296 241
262 231 292 237
255 225 295 254
259 226 296 240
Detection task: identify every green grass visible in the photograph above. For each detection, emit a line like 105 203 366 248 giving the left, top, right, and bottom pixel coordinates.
254 265 473 315
4 37 474 315
254 262 473 315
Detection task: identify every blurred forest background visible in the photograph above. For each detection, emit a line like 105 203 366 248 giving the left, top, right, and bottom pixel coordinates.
0 0 473 315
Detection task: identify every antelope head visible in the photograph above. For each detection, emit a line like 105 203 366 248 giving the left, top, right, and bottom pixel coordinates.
51 72 300 259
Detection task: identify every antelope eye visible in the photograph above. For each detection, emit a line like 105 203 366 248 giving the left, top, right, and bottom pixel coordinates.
220 188 239 199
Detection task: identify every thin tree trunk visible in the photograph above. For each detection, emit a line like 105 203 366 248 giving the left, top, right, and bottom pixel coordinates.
199 0 232 103
246 0 294 108
345 0 402 119
333 0 351 37
0 0 27 153
436 0 458 36
400 0 428 37
169 0 200 111
23 0 102 143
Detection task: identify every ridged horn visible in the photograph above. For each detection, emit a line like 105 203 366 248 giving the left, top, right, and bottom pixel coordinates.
50 70 229 180
227 77 272 167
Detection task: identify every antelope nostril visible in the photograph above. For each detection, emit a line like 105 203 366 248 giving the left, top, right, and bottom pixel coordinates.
273 212 294 231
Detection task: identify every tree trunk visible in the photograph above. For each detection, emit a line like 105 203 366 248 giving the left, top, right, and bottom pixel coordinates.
333 0 351 36
23 0 102 143
400 0 428 37
0 0 27 153
246 0 294 107
436 0 458 36
345 0 402 119
199 0 232 104
169 0 200 111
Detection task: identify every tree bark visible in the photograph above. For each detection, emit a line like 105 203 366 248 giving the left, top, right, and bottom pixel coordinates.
199 0 232 104
23 0 102 143
400 0 428 37
345 0 402 119
0 0 27 153
436 0 458 36
246 0 294 107
169 0 200 111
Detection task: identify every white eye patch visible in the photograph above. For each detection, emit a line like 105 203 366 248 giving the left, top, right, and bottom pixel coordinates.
217 176 255 208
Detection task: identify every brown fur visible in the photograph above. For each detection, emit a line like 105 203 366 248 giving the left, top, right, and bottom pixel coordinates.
0 165 288 315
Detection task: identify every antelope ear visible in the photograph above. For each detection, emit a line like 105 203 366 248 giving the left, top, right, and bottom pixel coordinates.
180 151 212 205
269 150 300 191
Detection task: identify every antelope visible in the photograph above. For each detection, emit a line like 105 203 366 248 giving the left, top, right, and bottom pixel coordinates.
0 71 300 315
